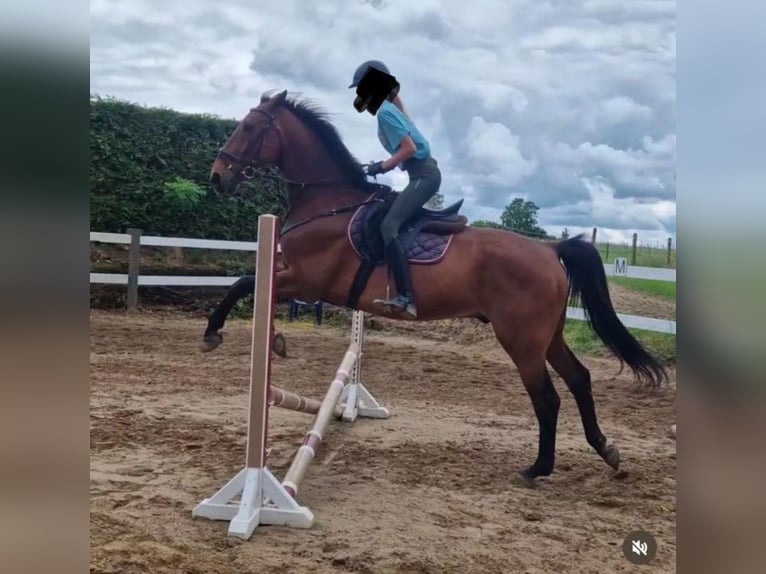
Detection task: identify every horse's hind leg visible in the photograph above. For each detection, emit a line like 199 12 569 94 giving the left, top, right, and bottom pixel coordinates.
493 325 561 483
546 318 620 471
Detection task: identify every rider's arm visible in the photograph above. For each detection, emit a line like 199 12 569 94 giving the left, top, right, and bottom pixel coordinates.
381 135 416 172
377 106 416 172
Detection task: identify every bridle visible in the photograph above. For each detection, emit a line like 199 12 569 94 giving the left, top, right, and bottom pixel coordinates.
215 106 383 236
216 108 282 181
216 107 363 188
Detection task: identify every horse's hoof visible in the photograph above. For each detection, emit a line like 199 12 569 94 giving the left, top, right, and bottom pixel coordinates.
601 444 620 471
200 332 223 352
512 471 538 489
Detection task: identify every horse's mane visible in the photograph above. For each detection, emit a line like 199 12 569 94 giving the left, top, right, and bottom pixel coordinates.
271 92 376 190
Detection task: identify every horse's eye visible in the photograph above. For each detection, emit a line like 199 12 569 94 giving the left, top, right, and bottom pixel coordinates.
242 123 254 133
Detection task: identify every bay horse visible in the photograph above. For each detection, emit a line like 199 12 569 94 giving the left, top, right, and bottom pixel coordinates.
204 89 668 485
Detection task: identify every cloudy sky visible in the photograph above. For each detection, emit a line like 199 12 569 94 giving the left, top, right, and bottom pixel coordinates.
90 0 676 246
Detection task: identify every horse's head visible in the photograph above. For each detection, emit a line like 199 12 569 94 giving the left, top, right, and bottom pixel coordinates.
210 90 288 194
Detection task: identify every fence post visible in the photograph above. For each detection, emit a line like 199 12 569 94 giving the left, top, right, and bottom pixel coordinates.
631 232 638 265
591 227 597 245
605 242 610 261
171 246 184 265
127 228 142 311
667 237 672 265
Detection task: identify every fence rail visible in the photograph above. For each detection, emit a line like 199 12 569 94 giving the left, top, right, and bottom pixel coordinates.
90 231 676 334
90 231 264 252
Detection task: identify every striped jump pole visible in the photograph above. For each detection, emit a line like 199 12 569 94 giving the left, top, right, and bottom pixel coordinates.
282 343 361 498
193 214 389 540
269 385 325 415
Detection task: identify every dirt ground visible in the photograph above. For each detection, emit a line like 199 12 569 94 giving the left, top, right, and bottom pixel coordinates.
90 310 676 574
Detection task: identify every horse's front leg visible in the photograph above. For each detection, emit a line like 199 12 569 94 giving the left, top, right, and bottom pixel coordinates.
201 275 255 351
200 268 303 352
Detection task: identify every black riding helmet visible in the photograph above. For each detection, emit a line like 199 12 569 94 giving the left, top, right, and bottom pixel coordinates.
348 60 390 88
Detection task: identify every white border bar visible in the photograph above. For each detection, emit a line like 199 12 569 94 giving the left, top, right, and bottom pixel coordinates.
90 231 262 251
566 306 676 335
90 273 239 287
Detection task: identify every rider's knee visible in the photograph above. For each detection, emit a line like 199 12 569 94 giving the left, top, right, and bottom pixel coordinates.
380 218 398 245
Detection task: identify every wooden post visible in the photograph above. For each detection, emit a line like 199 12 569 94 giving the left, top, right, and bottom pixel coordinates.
667 237 672 265
631 232 638 265
192 215 316 539
245 215 279 471
605 243 610 261
127 228 142 311
171 246 184 265
591 227 597 245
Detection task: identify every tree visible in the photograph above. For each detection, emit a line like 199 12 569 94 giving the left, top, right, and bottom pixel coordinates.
500 197 549 238
501 198 538 231
163 177 205 207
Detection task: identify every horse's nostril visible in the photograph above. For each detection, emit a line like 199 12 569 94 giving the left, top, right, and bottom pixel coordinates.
210 172 221 186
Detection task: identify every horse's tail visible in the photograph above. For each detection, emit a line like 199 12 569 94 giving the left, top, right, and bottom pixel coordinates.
554 235 668 387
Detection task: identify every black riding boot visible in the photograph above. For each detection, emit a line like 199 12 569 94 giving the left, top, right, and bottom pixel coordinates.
374 236 417 318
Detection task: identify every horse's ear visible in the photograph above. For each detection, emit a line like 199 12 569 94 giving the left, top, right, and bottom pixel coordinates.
260 89 288 106
274 90 288 105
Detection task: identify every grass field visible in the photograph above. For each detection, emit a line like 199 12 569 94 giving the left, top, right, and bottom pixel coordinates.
596 242 675 268
562 275 677 363
609 276 676 300
564 320 676 365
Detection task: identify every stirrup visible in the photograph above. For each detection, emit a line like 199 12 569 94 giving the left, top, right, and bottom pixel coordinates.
373 294 417 318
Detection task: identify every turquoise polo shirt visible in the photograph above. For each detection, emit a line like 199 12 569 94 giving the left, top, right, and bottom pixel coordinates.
376 100 431 161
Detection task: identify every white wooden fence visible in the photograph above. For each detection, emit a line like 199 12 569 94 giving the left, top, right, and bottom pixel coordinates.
90 231 676 334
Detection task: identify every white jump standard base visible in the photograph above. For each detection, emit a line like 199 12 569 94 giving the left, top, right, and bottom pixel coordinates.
193 467 314 539
339 307 390 422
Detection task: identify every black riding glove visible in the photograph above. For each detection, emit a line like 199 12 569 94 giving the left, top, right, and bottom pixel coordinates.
366 161 385 176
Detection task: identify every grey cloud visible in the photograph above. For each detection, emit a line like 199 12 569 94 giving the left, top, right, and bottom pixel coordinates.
90 19 190 47
401 10 454 42
545 211 665 232
660 218 676 234
249 47 342 92
89 0 675 240
187 9 250 36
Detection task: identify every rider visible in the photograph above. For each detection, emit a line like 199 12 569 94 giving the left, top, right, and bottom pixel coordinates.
349 60 442 319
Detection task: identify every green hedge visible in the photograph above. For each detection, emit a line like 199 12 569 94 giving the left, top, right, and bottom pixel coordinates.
90 95 285 239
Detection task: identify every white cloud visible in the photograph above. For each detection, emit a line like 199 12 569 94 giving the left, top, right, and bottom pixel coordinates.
465 117 537 187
